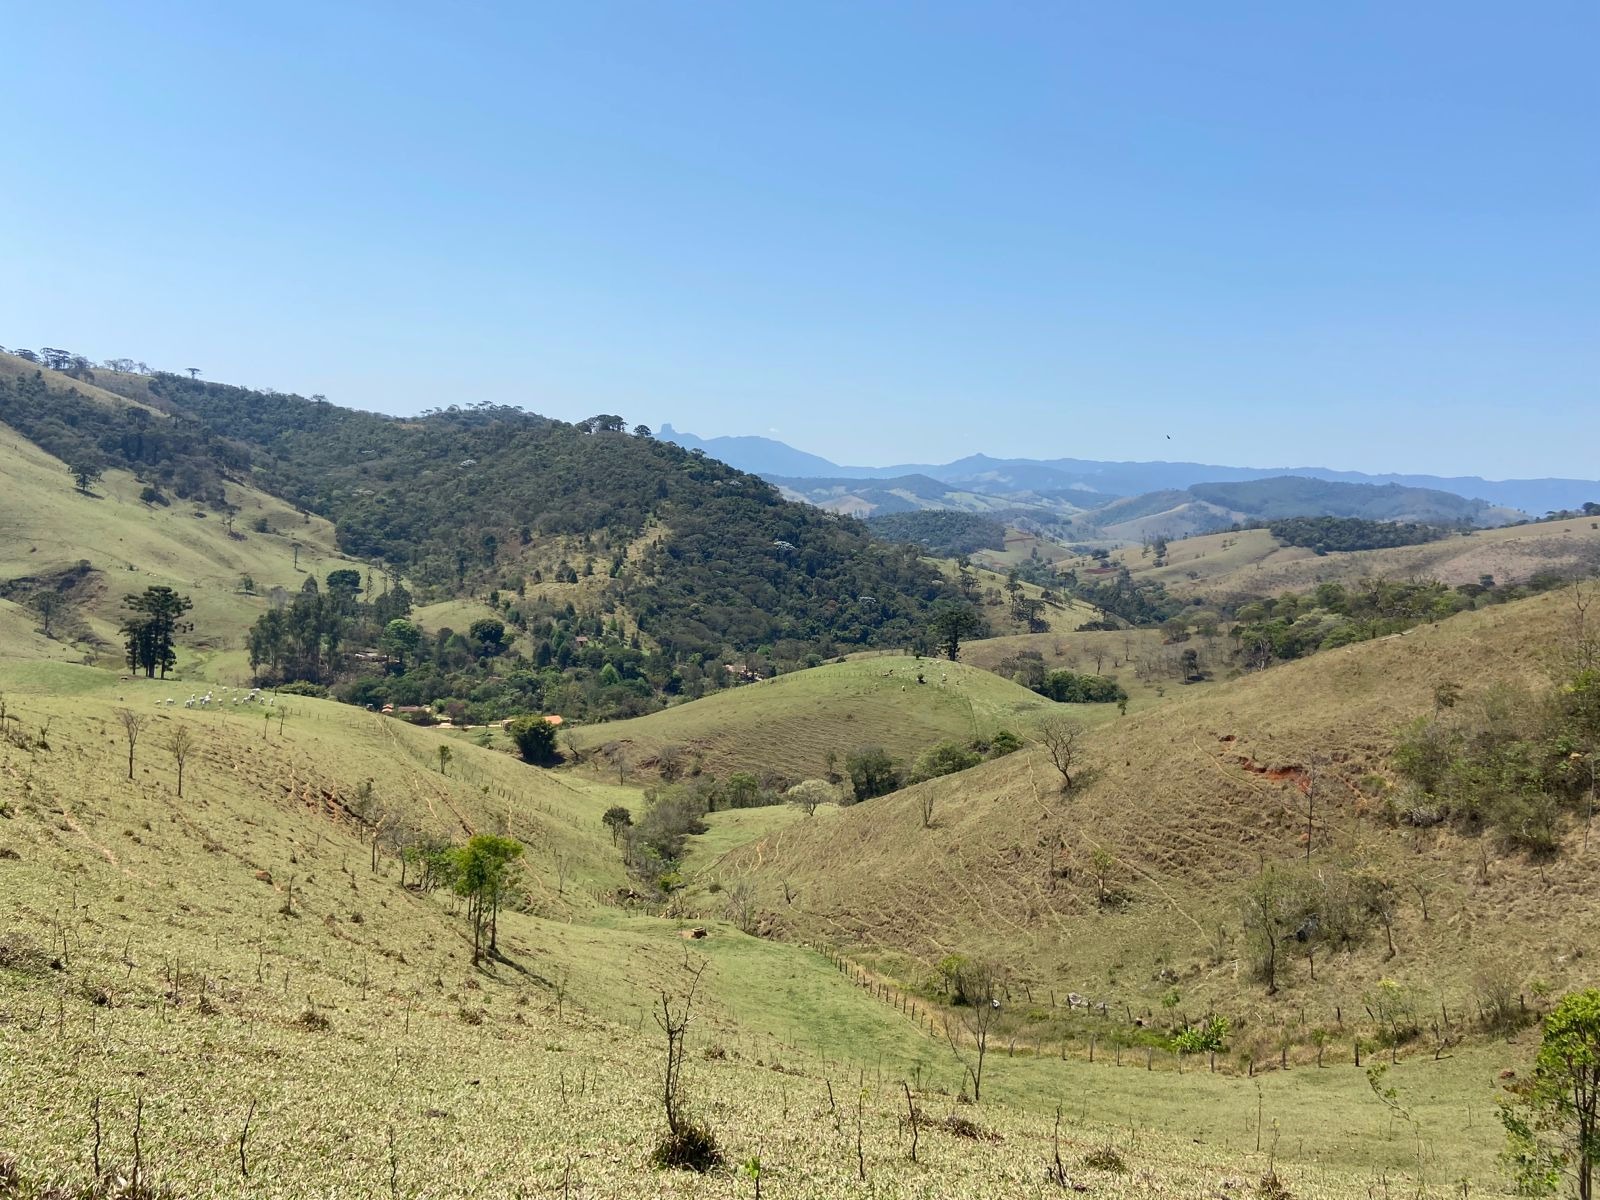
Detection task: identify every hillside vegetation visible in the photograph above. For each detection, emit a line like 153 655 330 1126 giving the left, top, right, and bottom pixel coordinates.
569 655 1053 784
722 590 1598 1050
0 419 362 677
7 350 1600 1197
0 658 1521 1197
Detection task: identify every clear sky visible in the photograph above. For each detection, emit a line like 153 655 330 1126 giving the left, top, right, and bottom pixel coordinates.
2 2 1594 477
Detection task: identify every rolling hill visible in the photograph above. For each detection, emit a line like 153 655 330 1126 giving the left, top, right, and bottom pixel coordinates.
0 353 956 663
715 588 1594 1046
0 414 365 679
1108 515 1600 605
0 654 1523 1196
569 655 1055 783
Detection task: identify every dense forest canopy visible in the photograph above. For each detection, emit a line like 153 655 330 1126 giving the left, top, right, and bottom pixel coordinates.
0 369 244 506
866 511 1008 557
0 361 960 720
1265 516 1450 554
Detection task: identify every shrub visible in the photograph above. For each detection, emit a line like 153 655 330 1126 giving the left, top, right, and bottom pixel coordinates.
507 714 558 764
294 1007 332 1031
1171 1015 1230 1054
275 681 329 698
986 728 1023 758
911 740 981 782
650 1119 723 1172
1081 1145 1128 1173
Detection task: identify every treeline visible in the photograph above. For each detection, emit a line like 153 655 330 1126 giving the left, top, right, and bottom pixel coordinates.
867 511 1008 557
993 652 1128 704
1230 573 1583 670
1265 516 1448 555
0 369 243 506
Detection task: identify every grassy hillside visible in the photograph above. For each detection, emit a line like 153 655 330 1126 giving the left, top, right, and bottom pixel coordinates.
960 625 1228 711
0 420 365 677
721 590 1598 1048
569 656 1057 783
0 657 1520 1197
1109 516 1600 603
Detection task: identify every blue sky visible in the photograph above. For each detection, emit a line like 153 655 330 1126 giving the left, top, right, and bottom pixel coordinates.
2 2 1595 477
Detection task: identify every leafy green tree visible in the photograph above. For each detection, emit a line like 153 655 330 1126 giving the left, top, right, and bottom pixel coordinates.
436 744 452 775
723 772 760 808
470 617 507 655
120 586 193 678
928 600 984 661
785 778 836 816
1501 989 1600 1198
602 805 633 845
507 714 558 764
325 568 361 592
68 457 103 493
451 834 524 963
381 618 421 668
912 740 981 782
845 746 902 801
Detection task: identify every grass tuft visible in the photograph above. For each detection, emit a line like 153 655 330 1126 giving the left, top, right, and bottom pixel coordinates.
649 1121 723 1172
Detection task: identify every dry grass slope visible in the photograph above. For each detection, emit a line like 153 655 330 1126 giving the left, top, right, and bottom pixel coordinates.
1111 518 1600 602
725 590 1597 1050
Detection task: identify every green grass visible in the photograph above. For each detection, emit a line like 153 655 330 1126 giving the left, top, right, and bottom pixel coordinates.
0 421 368 680
680 803 823 879
0 645 1548 1195
571 655 1057 783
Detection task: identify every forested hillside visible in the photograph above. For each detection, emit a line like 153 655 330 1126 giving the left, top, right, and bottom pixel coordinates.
0 354 957 720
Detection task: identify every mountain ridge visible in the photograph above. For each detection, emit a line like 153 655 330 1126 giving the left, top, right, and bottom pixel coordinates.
658 423 1597 514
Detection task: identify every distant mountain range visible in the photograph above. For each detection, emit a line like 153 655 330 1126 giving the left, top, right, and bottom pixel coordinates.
657 423 1599 518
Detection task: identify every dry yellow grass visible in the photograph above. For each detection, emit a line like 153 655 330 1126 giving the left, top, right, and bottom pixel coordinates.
722 590 1598 1047
1110 517 1600 602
